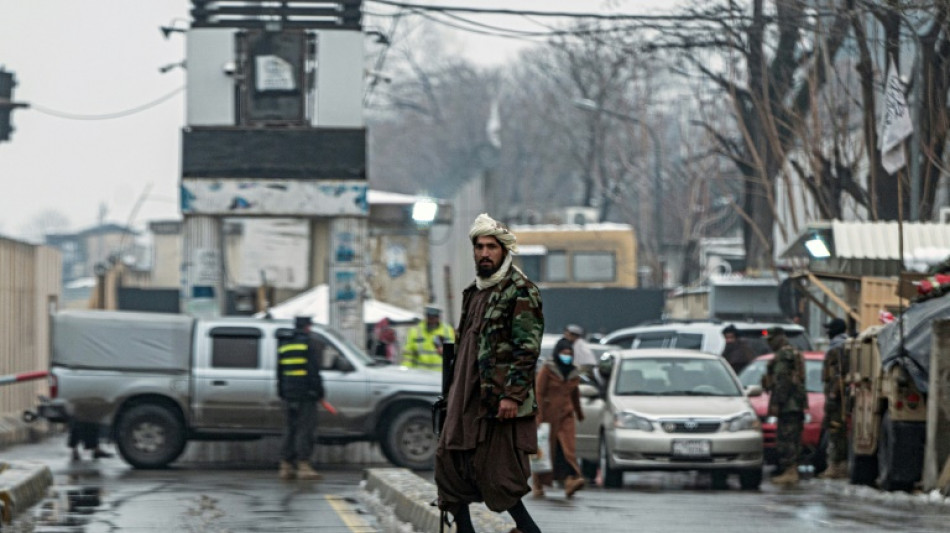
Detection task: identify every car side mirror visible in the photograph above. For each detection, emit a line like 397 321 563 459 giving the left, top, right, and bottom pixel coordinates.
745 384 763 397
579 383 600 399
331 354 355 373
597 353 614 380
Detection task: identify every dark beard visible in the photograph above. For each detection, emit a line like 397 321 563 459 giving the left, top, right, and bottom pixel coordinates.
477 262 501 278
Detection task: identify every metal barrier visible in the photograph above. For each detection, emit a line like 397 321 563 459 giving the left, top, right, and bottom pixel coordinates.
0 370 47 387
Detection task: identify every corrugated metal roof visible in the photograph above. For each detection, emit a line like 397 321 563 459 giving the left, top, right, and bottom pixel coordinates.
831 220 950 260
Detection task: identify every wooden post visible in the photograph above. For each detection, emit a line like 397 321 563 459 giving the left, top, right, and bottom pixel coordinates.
923 319 950 490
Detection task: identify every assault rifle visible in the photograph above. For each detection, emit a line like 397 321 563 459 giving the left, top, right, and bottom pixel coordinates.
431 342 455 435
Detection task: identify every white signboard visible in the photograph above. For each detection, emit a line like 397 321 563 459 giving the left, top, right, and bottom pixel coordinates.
237 219 309 290
181 179 369 217
255 55 296 92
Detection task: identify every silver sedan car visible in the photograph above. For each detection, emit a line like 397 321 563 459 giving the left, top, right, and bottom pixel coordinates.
576 348 764 489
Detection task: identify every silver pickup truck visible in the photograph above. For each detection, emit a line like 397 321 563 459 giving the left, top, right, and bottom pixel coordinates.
42 309 441 470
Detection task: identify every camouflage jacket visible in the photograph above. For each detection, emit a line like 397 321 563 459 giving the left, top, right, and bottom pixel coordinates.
459 266 544 419
764 343 808 414
822 333 850 397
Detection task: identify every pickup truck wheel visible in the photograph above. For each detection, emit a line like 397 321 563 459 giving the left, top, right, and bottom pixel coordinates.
847 427 877 486
877 411 913 491
380 406 436 470
116 404 186 469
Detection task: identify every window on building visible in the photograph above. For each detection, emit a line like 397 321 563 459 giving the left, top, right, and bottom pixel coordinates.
545 251 568 282
520 256 542 281
573 252 615 282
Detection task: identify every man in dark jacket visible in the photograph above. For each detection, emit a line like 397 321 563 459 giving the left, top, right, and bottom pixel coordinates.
721 324 755 375
277 315 324 480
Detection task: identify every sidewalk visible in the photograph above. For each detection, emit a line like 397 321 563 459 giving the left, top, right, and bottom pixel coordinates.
0 414 57 526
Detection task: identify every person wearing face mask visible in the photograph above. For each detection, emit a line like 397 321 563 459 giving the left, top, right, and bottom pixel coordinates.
533 338 585 498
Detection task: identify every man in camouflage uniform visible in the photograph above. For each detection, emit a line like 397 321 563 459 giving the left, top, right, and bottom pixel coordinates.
819 318 850 479
762 326 808 485
435 213 545 533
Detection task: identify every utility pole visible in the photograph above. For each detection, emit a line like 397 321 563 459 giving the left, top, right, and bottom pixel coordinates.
0 69 29 142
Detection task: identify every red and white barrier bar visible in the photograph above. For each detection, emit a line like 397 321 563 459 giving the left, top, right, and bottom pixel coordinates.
0 370 48 386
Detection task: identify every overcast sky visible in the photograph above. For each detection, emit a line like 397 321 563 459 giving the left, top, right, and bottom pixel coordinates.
0 0 670 242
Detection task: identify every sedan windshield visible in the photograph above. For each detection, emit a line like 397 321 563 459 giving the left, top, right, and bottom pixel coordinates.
614 357 742 397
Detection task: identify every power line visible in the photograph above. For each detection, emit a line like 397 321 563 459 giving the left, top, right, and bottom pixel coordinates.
368 0 712 21
30 86 184 121
367 6 663 42
366 0 759 22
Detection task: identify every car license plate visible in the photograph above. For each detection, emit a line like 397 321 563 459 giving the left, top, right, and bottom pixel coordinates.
672 439 711 458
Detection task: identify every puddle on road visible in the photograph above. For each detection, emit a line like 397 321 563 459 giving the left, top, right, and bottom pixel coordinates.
8 485 104 532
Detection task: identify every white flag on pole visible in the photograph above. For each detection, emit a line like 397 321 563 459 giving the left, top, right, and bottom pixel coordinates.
880 57 913 174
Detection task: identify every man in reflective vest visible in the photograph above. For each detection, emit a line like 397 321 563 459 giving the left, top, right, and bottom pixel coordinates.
277 315 324 480
402 305 455 371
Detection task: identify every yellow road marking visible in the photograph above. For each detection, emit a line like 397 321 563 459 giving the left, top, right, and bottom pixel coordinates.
325 494 375 532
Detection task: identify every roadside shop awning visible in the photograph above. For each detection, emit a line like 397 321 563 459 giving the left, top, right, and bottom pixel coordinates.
782 220 950 277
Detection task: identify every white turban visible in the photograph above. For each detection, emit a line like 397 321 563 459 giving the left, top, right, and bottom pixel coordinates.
468 213 518 254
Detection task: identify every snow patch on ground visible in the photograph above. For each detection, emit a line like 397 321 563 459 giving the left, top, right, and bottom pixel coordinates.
358 480 422 533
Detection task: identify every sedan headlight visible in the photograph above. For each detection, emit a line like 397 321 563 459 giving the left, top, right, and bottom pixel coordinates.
727 411 760 432
614 411 654 431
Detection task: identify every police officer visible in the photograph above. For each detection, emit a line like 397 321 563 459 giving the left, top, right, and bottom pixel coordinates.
277 316 324 480
762 326 808 486
402 305 455 370
819 318 850 479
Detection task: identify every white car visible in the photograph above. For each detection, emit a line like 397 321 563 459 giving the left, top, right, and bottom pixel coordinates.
575 348 764 489
599 320 812 356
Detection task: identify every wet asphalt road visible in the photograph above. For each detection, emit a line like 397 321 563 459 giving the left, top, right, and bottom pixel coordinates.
5 436 950 532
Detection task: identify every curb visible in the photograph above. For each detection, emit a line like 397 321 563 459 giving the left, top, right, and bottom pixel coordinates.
364 468 515 533
0 461 53 525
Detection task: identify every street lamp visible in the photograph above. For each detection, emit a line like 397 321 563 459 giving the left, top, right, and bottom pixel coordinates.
573 98 664 285
805 234 832 259
411 198 439 226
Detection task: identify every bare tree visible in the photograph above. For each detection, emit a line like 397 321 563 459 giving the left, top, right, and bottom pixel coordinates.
19 209 71 244
657 0 852 271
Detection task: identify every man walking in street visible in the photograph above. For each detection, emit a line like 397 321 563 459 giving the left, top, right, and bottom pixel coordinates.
562 324 596 372
819 318 851 479
435 213 545 533
402 305 455 370
762 326 808 486
721 324 755 375
277 316 324 481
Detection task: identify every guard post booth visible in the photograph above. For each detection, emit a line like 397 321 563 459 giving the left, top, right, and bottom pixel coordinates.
178 1 368 346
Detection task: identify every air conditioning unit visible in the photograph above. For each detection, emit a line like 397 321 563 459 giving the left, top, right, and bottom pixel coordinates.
563 206 599 225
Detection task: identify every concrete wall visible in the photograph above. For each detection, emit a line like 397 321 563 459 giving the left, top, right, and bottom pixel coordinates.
0 237 61 446
366 231 429 316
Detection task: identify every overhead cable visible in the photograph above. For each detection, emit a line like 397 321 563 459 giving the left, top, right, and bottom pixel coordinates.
30 86 184 121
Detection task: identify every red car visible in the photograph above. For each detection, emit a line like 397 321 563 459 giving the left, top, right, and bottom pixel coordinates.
738 351 827 471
